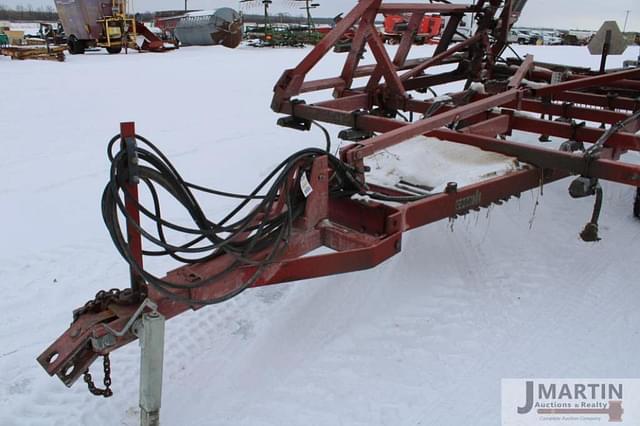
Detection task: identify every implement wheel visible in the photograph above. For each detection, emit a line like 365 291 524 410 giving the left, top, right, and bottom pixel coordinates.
67 35 85 55
106 46 122 54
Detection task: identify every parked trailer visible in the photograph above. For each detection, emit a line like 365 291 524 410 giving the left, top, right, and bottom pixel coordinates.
174 8 243 48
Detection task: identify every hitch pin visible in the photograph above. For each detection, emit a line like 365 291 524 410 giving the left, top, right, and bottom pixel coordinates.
91 299 158 350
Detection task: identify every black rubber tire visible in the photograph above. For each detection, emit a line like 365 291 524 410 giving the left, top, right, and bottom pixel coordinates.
67 36 85 55
67 36 75 54
634 188 640 219
106 46 122 54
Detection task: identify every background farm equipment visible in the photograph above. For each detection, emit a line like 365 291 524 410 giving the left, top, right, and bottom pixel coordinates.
174 8 242 48
242 0 324 47
37 1 640 425
0 24 66 61
247 23 323 47
383 14 442 45
54 0 171 54
39 22 67 45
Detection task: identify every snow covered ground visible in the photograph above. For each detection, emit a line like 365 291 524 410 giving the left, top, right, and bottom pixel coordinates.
6 22 41 34
0 43 639 426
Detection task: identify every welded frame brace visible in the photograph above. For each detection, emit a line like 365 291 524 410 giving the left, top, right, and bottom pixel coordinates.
36 0 640 404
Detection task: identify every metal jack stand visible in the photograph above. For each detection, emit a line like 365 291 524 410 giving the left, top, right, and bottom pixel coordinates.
138 310 166 426
121 121 167 425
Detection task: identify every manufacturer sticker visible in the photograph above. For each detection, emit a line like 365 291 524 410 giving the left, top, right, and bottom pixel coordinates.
300 172 313 198
455 190 482 212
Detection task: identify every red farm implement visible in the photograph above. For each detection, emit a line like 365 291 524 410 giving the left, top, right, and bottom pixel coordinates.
383 14 442 45
38 0 639 423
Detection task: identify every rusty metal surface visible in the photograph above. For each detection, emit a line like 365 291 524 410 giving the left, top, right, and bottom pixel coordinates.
54 0 105 40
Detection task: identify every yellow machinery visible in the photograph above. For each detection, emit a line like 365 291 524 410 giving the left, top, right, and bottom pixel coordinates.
55 0 148 54
96 1 138 54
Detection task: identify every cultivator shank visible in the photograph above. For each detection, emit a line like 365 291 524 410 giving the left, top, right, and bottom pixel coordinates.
39 0 639 398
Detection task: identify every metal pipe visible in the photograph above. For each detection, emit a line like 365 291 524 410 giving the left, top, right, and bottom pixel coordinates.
139 311 165 426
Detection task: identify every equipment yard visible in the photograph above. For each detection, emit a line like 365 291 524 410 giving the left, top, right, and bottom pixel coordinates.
1 38 639 425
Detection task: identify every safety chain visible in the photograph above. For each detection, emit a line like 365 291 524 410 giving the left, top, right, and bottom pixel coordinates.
83 354 113 398
73 287 141 323
74 288 144 397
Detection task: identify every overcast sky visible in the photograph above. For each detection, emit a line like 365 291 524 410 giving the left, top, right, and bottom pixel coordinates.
2 0 638 31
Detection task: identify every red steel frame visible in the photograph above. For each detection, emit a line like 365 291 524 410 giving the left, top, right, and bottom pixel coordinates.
38 0 640 391
120 121 145 300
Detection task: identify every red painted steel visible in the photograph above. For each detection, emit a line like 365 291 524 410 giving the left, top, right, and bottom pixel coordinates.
400 168 568 231
533 68 640 97
400 32 485 82
508 54 534 88
383 14 441 40
378 4 477 14
430 129 640 187
38 0 640 394
120 122 145 299
345 89 522 161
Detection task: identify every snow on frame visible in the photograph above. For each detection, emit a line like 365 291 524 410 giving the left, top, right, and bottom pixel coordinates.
366 135 523 194
0 43 639 426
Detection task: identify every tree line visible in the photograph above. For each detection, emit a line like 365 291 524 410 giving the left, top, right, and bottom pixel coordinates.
0 4 58 21
0 4 333 26
0 4 160 23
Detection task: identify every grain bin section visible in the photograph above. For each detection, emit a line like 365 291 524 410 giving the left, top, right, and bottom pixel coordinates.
174 8 243 48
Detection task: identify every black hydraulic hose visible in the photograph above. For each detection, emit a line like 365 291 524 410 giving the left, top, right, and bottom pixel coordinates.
102 134 365 305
